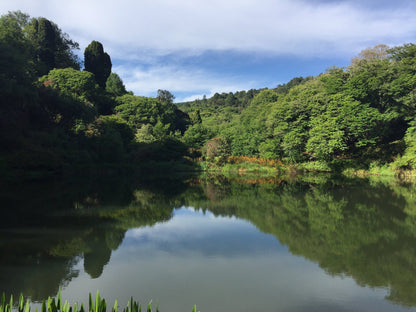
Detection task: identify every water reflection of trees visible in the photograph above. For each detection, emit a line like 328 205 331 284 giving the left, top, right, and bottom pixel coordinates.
0 175 188 301
2 174 416 306
190 175 416 307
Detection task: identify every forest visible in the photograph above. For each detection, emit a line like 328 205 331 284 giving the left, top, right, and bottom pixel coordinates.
1 11 416 177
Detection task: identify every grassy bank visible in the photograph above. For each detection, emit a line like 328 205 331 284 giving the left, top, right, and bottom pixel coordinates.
4 151 416 183
342 164 416 182
197 156 416 182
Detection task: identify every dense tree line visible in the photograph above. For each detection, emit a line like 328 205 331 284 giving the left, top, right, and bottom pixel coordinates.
1 11 416 175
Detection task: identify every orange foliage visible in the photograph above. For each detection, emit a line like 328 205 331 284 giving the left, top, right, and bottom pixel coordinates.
226 156 285 167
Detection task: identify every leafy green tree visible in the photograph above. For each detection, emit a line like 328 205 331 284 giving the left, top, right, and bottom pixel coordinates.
88 115 134 162
41 67 116 115
157 89 175 104
114 95 163 128
38 68 104 130
306 94 380 160
40 68 100 102
0 11 36 107
171 108 190 134
182 124 213 148
152 120 171 141
105 73 127 97
394 119 416 169
0 11 81 108
135 124 157 143
114 94 188 133
224 89 279 157
258 137 282 159
320 67 348 95
38 86 97 130
84 41 112 88
96 114 134 146
275 76 313 94
281 127 308 161
306 112 347 160
133 120 171 143
346 44 413 146
346 58 392 112
0 11 38 148
189 109 202 125
267 81 326 161
224 92 237 106
387 44 416 114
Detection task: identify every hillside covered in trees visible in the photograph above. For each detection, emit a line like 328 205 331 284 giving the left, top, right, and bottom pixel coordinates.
177 44 416 173
1 11 416 177
0 11 191 176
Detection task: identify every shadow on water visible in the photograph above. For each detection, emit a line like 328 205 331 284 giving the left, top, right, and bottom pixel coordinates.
1 172 416 307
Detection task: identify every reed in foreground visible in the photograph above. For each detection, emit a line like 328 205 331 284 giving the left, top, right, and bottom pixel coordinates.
0 289 200 312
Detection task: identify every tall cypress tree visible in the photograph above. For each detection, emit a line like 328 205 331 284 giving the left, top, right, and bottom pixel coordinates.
36 18 56 72
84 41 112 88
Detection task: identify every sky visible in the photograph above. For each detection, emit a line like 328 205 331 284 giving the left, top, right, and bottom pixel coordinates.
1 0 416 102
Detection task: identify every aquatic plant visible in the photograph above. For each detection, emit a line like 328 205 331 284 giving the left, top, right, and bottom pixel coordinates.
0 289 199 312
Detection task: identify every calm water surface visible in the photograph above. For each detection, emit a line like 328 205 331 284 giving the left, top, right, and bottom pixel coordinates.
1 174 416 311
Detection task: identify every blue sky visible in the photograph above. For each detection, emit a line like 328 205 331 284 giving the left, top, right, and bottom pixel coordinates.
1 0 416 102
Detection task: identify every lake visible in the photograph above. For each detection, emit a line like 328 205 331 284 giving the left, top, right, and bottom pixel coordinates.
1 173 416 312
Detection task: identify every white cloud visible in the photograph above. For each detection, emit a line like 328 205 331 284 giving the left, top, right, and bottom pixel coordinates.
180 94 207 102
126 207 242 243
113 63 259 101
2 0 415 97
2 0 415 58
